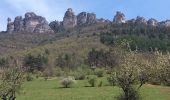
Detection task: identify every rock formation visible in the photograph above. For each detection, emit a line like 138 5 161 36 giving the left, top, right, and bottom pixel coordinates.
14 16 24 32
126 19 136 24
63 8 77 29
7 18 14 33
34 23 53 33
77 12 87 25
135 16 147 25
87 13 96 24
24 12 52 33
160 20 170 27
77 12 96 25
49 21 63 32
147 18 158 26
6 8 170 34
6 12 53 33
49 8 97 32
113 11 125 24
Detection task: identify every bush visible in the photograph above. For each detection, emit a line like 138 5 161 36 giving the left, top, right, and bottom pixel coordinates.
35 71 42 79
148 78 161 85
116 87 141 100
95 68 104 77
98 80 103 87
55 67 65 77
74 72 86 80
60 77 76 88
107 75 116 86
26 73 34 81
87 75 97 87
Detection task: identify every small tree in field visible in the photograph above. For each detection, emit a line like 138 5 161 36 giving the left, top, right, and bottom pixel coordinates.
60 77 76 88
114 51 149 100
0 60 24 100
88 75 97 87
149 51 170 86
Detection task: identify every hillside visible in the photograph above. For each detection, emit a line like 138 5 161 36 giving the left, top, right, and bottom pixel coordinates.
0 4 170 100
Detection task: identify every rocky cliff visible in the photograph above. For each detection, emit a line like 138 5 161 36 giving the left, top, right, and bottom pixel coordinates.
5 8 170 34
7 18 14 33
135 16 147 25
49 8 97 32
6 12 53 33
63 8 77 29
147 18 158 26
113 11 125 24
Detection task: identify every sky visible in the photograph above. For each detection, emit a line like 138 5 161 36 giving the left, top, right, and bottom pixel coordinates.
0 0 170 31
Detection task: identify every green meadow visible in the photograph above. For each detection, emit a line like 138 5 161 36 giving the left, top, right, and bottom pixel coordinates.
17 78 170 100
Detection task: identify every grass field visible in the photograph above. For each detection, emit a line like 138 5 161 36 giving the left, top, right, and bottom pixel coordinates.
17 77 170 100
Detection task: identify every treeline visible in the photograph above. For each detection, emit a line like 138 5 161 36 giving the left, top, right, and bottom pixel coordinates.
100 24 170 52
111 24 170 37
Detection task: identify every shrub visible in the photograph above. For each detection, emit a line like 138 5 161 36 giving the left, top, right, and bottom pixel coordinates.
26 73 34 81
98 80 103 87
95 68 104 77
116 87 141 100
35 71 42 79
114 52 148 100
107 75 116 86
74 72 86 80
148 78 161 85
60 77 76 88
55 67 65 77
87 75 97 87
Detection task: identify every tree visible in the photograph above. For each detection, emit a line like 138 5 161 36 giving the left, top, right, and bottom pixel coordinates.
87 48 118 68
0 60 24 100
23 53 48 73
114 51 149 100
56 53 79 69
149 51 170 86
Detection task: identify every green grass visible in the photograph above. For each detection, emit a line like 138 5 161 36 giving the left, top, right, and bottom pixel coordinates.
17 78 170 100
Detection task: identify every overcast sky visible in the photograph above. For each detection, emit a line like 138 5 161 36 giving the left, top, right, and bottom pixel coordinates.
0 0 170 31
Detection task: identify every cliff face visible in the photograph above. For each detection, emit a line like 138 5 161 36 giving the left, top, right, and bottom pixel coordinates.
7 18 14 33
135 16 147 25
63 8 77 29
77 12 87 25
113 11 125 24
5 8 170 34
49 9 97 32
6 12 53 33
147 18 158 26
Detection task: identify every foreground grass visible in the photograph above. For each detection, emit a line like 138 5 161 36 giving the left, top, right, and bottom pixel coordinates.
17 78 170 100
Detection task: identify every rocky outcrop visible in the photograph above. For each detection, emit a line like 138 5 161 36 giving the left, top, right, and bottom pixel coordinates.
7 8 170 34
77 12 96 25
113 11 125 24
160 20 170 27
34 23 53 33
6 12 53 33
63 8 77 29
7 18 14 33
25 12 37 18
49 21 63 32
14 16 24 32
77 12 87 25
87 13 96 24
24 12 51 33
126 19 136 24
96 18 111 24
147 18 158 26
50 9 97 32
135 16 147 25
